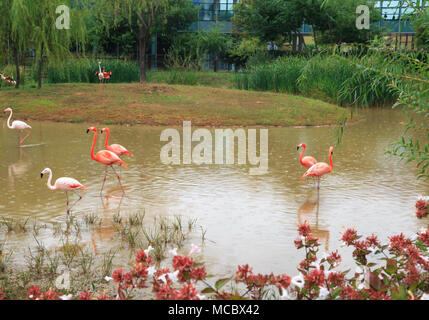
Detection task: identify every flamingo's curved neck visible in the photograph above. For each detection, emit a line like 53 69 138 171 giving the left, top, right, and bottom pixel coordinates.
104 129 110 148
329 151 333 172
46 170 56 190
98 63 102 73
299 145 306 165
90 130 98 161
6 110 13 129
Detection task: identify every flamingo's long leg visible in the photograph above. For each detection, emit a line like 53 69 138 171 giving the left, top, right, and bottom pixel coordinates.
66 191 70 214
68 189 83 212
100 166 108 195
110 165 124 193
21 129 31 145
18 130 22 146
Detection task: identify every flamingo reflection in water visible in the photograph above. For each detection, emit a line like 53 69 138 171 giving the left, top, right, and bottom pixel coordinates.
91 191 124 256
297 196 330 251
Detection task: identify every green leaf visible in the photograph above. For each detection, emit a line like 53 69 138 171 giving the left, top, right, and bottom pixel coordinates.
201 287 216 294
385 259 397 275
332 288 341 299
215 277 231 290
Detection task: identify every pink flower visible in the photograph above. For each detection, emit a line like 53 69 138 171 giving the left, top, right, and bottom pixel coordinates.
188 244 201 256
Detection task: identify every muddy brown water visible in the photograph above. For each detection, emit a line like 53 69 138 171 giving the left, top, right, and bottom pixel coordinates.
0 108 428 278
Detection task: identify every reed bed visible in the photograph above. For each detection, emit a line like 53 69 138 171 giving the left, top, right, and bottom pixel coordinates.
33 59 140 84
235 55 398 107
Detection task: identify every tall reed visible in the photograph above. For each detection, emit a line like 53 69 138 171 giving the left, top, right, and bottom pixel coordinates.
33 59 140 84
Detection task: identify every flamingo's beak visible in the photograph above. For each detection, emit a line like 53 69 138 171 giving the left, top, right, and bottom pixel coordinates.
40 173 44 178
86 129 90 134
296 146 299 150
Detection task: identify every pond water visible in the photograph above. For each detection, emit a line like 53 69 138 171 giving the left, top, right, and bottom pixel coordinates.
0 108 428 278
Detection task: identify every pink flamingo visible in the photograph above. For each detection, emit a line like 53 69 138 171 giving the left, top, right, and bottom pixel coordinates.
100 127 133 158
95 61 104 83
41 168 88 214
102 67 112 81
297 143 317 168
300 146 334 189
3 107 32 146
87 127 127 194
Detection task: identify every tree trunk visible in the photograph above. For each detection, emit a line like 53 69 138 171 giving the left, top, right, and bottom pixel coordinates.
292 34 297 52
213 56 217 72
13 46 20 89
37 58 43 89
312 25 318 51
298 33 304 52
139 27 148 84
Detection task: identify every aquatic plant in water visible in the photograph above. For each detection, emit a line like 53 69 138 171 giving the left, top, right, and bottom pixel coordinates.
0 222 427 300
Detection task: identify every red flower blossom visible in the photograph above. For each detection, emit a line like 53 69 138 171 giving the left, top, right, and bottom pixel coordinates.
363 289 391 300
327 250 342 266
327 272 345 287
123 272 134 288
190 267 207 281
404 262 420 286
27 285 41 300
341 228 360 246
275 274 292 289
112 269 125 283
416 209 427 219
235 264 252 282
78 291 93 300
416 199 427 210
0 289 6 300
39 288 59 300
389 234 413 253
156 283 177 300
340 286 363 300
132 262 149 279
294 238 304 249
365 234 380 247
175 283 200 300
135 250 154 266
298 221 311 237
418 229 429 246
304 269 325 289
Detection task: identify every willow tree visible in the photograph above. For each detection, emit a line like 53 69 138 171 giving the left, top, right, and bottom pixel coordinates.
16 0 87 88
0 0 32 88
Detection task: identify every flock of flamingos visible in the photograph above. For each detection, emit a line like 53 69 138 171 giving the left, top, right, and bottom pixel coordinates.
2 61 334 215
3 107 134 214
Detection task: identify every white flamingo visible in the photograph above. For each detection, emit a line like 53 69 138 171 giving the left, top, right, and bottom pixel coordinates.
3 107 32 146
41 168 88 215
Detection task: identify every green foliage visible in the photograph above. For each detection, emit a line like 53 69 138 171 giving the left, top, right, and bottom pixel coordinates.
414 7 429 50
315 0 382 44
233 0 382 48
165 28 233 71
235 57 305 93
36 59 140 83
234 52 397 106
334 41 429 179
232 0 303 44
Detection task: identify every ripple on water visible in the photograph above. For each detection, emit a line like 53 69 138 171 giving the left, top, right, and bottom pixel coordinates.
0 109 428 275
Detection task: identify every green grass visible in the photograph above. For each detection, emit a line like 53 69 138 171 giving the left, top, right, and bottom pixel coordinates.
0 83 350 127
